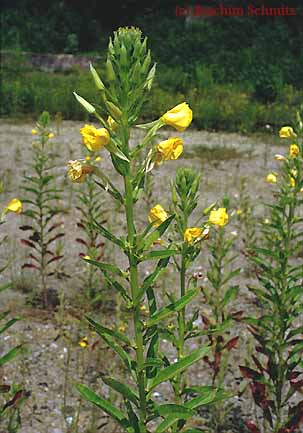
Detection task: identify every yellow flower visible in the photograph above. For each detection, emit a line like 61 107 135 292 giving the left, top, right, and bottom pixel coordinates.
289 144 300 157
161 102 193 132
290 177 296 188
118 324 127 333
208 208 228 227
184 227 203 244
48 133 54 139
155 138 183 164
31 129 38 135
80 124 110 152
67 160 92 183
279 126 297 138
266 173 277 184
83 255 91 260
79 337 89 348
5 198 22 214
148 204 168 227
95 156 101 162
140 305 147 312
85 156 91 161
107 116 118 131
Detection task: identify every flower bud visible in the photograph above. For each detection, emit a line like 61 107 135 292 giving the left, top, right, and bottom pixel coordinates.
144 63 157 91
89 63 105 91
73 92 95 114
105 101 122 119
120 43 127 66
106 58 116 81
142 50 151 74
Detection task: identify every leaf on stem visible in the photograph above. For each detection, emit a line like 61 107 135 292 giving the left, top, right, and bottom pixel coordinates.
146 289 200 328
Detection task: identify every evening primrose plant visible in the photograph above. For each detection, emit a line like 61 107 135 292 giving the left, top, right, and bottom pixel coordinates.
69 27 216 433
202 204 242 433
74 161 106 305
20 112 64 308
241 118 303 433
0 198 27 432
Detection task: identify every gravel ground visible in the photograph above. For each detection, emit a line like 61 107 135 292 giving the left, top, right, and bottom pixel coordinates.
0 120 300 433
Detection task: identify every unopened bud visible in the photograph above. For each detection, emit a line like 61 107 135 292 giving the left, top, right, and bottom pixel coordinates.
144 63 156 91
90 63 105 91
120 43 127 66
142 50 151 74
203 202 216 216
106 58 116 81
105 101 122 119
73 92 95 114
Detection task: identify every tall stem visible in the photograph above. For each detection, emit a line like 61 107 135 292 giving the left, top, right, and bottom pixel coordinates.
124 170 147 433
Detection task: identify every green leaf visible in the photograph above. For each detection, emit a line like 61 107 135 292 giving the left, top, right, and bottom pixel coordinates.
101 376 139 406
140 215 175 251
0 345 22 367
90 220 125 249
147 346 210 393
156 404 195 418
221 286 239 309
155 412 192 433
142 249 178 261
146 289 200 328
86 323 135 378
0 318 19 335
135 258 169 304
141 357 164 370
84 258 127 279
75 384 130 429
86 316 131 346
106 140 129 162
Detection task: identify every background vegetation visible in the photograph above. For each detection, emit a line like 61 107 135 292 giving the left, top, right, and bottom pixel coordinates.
1 0 303 132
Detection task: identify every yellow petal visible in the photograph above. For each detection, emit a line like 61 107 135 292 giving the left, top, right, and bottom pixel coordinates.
6 198 22 214
148 204 168 227
161 102 193 132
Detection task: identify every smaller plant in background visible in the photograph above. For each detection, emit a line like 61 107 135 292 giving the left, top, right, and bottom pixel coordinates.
240 115 303 433
201 199 242 433
0 198 28 432
20 111 65 308
73 157 107 306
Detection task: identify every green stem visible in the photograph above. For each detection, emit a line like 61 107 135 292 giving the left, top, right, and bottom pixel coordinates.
124 170 147 433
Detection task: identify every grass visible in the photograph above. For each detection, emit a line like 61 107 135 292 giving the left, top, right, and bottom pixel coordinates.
183 145 244 161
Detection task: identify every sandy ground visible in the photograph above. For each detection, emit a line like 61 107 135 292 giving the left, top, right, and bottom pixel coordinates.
0 120 299 433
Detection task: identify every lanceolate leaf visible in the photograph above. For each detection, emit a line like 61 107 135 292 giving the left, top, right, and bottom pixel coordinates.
140 215 175 251
0 318 19 335
101 376 139 406
84 258 127 279
90 219 125 249
75 384 130 429
0 345 22 367
135 258 169 303
142 249 178 261
86 316 131 346
146 289 200 328
147 346 210 393
221 286 239 308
